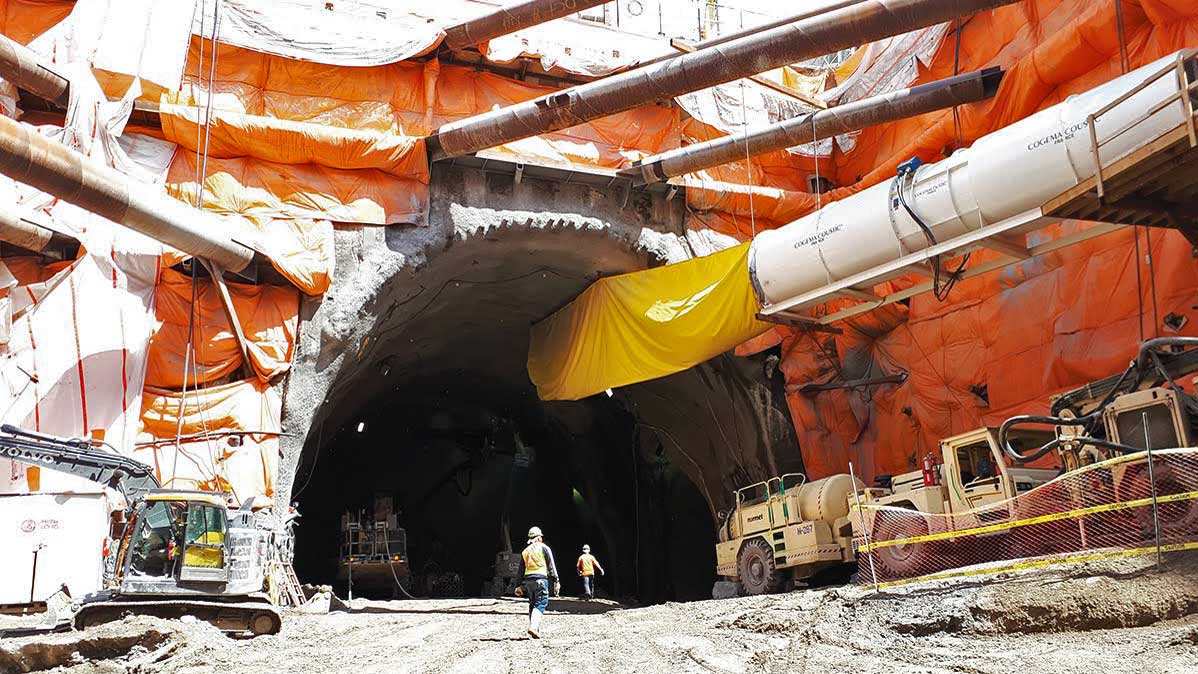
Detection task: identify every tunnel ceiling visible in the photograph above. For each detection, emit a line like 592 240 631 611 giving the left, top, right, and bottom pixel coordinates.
317 224 657 431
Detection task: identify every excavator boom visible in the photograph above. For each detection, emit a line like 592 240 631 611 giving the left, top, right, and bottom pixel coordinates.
0 424 159 503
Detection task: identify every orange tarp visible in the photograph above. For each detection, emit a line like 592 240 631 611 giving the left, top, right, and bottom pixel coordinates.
145 268 299 388
0 0 71 45
768 0 1198 481
136 379 282 502
158 43 681 227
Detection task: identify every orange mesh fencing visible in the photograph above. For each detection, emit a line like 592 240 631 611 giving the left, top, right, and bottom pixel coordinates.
853 449 1198 587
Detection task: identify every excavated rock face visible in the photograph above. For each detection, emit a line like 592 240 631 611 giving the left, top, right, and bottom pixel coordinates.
278 165 802 602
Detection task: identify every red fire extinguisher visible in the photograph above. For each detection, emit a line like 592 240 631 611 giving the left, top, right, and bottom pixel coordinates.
921 453 939 487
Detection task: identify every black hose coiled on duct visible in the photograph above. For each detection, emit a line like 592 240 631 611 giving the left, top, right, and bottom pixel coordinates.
999 337 1198 462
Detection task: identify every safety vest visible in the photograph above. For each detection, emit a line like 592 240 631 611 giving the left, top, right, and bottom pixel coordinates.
577 554 595 576
523 542 548 576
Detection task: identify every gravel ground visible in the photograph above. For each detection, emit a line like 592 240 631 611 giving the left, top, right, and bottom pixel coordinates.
4 553 1198 674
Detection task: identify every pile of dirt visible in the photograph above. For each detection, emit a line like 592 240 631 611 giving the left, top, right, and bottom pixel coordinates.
5 553 1198 673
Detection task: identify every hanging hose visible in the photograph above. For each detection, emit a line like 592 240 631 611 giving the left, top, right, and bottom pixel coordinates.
387 560 417 600
891 165 969 302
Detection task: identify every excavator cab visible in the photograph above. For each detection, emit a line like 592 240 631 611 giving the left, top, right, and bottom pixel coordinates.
121 491 230 587
940 428 1058 513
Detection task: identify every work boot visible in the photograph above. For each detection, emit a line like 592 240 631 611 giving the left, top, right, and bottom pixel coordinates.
528 608 543 639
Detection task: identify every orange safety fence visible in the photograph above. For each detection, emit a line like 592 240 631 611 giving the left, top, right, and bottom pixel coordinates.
145 268 300 389
136 379 282 503
853 449 1198 587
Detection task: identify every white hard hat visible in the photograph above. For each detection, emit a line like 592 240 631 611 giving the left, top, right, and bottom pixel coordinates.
527 526 543 540
582 544 590 552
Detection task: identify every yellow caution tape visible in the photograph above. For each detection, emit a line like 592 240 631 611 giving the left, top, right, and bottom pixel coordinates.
859 490 1198 552
870 540 1198 589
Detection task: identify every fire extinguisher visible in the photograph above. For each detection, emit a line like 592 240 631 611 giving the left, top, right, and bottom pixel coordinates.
921 453 939 487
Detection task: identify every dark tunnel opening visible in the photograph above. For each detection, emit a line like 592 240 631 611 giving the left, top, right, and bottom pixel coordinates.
288 225 800 605
292 391 717 604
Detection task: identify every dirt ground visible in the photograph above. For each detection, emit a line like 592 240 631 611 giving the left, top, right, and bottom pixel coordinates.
4 553 1198 674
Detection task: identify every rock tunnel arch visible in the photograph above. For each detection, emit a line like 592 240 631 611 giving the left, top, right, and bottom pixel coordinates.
277 166 804 603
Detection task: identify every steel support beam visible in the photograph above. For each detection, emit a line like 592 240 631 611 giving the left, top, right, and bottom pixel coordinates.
0 33 68 106
429 0 1020 160
0 114 255 271
443 0 608 50
624 68 1003 184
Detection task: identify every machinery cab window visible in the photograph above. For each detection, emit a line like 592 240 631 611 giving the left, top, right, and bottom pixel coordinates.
129 500 186 577
181 503 228 582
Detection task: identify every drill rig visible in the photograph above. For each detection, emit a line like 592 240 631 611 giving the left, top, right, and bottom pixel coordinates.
0 425 283 635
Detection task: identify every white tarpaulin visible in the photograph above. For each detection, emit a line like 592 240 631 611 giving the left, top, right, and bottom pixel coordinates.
29 0 199 91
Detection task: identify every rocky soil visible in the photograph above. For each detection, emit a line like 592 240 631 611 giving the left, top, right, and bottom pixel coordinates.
4 553 1198 674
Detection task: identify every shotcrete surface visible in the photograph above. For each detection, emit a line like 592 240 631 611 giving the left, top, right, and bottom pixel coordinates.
5 555 1198 673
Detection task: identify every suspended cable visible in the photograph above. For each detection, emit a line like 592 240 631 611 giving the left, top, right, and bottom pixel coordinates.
738 80 756 237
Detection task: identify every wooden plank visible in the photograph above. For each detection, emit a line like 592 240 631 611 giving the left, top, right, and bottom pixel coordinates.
983 234 1030 260
833 287 883 303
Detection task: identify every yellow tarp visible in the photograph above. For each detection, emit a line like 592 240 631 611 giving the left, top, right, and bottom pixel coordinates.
528 243 769 401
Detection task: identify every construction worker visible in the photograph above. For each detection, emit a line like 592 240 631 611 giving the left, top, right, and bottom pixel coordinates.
515 525 558 639
576 544 604 600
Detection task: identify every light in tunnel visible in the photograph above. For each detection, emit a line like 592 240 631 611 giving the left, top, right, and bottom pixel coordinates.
605 388 614 398
357 421 367 433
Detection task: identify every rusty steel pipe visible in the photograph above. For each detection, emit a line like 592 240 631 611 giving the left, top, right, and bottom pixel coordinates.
0 114 255 271
636 0 867 71
0 207 72 252
0 33 69 106
430 0 1021 160
624 67 1004 184
443 0 609 50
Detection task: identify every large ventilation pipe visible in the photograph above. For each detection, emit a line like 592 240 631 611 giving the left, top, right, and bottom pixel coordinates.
0 34 69 106
624 67 1004 184
429 0 1022 160
749 51 1195 309
0 114 255 272
443 0 609 51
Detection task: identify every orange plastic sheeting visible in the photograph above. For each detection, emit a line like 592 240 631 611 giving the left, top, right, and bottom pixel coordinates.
165 152 427 226
136 379 281 502
772 0 1198 482
247 217 335 296
529 243 769 401
157 45 679 228
145 268 299 388
0 0 72 44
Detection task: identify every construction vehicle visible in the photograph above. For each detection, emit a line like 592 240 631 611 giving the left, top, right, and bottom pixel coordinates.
337 493 409 598
853 337 1198 578
0 425 283 635
715 473 862 594
720 338 1198 591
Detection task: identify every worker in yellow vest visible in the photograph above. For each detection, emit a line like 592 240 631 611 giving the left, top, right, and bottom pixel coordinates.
515 525 559 638
576 544 604 600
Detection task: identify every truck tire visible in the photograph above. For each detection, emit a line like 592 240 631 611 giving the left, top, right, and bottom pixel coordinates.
737 538 784 595
870 509 931 581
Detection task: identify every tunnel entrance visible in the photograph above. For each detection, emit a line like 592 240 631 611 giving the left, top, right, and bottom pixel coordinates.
289 224 735 605
292 390 717 604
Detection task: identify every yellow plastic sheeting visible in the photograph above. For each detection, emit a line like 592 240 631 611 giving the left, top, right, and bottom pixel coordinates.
528 243 770 401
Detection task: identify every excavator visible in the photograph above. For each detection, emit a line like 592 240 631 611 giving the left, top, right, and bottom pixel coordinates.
0 424 283 636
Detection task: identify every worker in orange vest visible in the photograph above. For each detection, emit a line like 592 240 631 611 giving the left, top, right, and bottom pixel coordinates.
576 544 604 600
515 525 558 638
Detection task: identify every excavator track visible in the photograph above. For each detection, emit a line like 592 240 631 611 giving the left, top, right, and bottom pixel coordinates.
74 597 282 636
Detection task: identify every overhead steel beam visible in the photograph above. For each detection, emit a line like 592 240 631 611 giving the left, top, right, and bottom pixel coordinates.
624 67 1004 184
0 33 68 106
429 0 1020 160
443 0 609 51
0 114 255 272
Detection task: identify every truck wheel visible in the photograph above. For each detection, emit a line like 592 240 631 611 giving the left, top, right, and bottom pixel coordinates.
737 538 783 595
870 510 931 580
